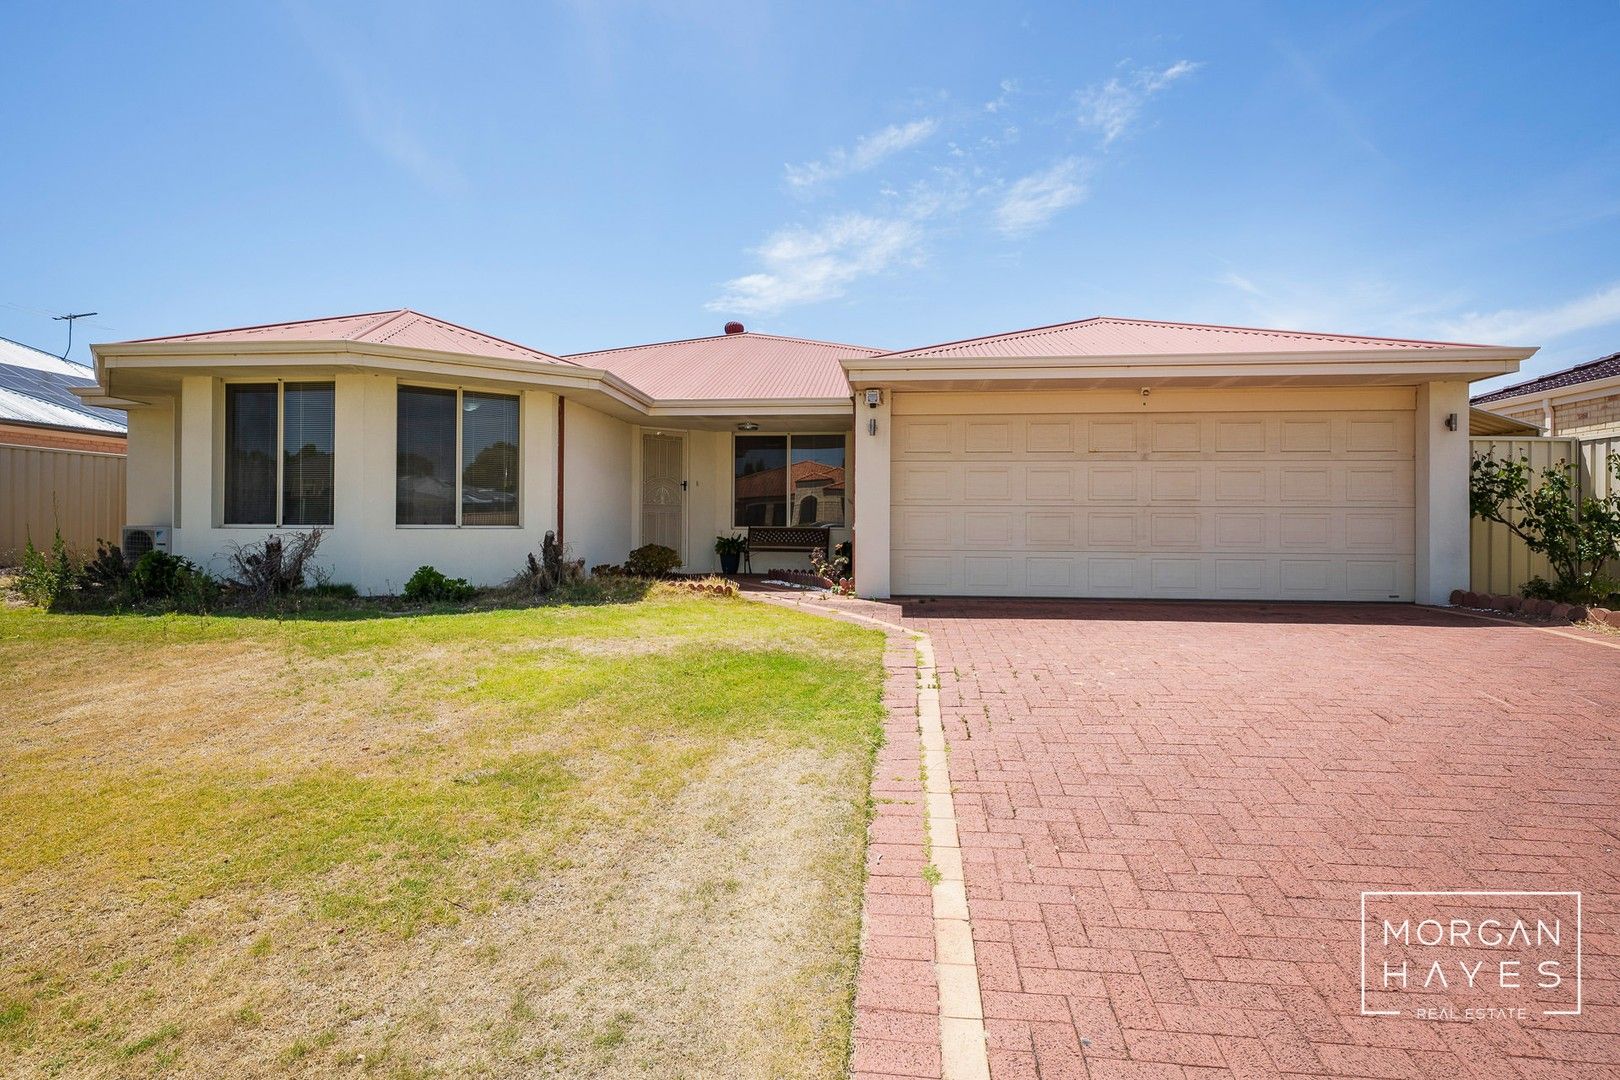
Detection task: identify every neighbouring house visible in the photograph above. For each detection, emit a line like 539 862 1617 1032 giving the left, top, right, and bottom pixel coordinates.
76 310 1536 603
1472 350 1620 438
2 336 128 562
1 335 127 452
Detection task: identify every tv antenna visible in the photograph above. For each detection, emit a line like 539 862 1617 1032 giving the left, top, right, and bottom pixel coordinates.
53 311 98 359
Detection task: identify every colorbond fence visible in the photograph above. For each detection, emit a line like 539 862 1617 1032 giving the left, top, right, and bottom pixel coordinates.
1 443 126 563
1468 435 1617 595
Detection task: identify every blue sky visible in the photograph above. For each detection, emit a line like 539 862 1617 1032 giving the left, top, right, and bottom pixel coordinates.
3 1 1617 392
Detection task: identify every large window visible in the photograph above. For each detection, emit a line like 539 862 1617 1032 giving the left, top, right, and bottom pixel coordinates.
224 382 334 526
397 385 519 526
732 433 846 527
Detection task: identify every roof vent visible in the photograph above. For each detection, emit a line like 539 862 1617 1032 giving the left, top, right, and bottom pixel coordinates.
723 321 745 335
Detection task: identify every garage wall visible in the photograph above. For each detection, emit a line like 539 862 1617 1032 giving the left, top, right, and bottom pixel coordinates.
890 387 1418 601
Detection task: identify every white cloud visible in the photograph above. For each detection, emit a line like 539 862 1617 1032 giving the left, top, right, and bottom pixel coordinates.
1077 60 1200 145
785 118 939 190
1435 282 1620 344
984 78 1020 113
707 214 923 315
994 159 1089 237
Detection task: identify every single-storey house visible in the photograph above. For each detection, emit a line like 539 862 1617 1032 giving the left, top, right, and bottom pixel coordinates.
1472 350 1620 439
76 309 1535 604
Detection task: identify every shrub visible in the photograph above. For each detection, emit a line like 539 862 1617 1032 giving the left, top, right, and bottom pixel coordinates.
1472 452 1620 604
403 565 477 603
81 539 130 595
16 527 76 609
225 529 325 604
624 544 680 578
510 531 585 596
128 550 217 613
591 564 625 577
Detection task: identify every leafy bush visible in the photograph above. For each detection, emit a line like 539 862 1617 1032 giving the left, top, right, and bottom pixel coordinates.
81 539 130 595
624 544 681 578
125 550 218 613
225 529 325 604
403 565 477 603
1471 452 1620 604
591 564 625 577
16 528 76 609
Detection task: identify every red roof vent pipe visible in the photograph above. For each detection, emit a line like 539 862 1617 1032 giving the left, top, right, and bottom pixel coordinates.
723 321 745 335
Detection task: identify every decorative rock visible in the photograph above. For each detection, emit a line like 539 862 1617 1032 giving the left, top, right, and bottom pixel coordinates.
1567 605 1589 623
1450 589 1466 605
1502 595 1524 612
1590 607 1612 625
1550 603 1574 622
1524 598 1552 617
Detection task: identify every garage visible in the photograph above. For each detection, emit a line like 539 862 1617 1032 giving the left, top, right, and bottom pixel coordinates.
844 316 1531 604
889 390 1417 600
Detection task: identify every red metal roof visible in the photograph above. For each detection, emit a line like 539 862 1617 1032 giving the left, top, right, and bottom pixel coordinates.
565 331 883 400
124 309 573 367
1472 351 1620 404
876 316 1490 359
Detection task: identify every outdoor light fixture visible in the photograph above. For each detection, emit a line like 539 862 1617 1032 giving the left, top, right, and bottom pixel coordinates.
868 418 878 436
1444 413 1459 431
737 421 759 431
865 389 882 408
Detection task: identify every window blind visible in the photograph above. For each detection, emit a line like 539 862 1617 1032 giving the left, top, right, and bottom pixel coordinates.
282 382 335 526
224 383 278 524
396 386 457 525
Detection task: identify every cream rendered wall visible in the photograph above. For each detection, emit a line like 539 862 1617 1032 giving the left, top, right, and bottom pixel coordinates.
1414 380 1472 606
124 399 175 527
163 373 560 594
562 399 633 571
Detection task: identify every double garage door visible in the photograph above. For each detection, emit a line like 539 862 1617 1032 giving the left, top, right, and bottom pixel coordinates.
891 402 1416 601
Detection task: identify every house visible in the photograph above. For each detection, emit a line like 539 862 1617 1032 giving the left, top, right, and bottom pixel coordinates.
1472 350 1620 438
77 310 1535 603
2 336 128 562
1 335 127 452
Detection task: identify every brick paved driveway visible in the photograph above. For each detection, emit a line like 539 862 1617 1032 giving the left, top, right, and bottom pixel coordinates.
904 600 1619 1079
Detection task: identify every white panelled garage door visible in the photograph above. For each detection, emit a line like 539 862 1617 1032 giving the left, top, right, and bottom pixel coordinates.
890 400 1416 600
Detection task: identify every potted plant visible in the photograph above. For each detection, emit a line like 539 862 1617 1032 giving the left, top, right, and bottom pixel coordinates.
714 534 747 575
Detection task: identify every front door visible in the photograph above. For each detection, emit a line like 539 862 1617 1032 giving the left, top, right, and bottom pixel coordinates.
640 432 685 562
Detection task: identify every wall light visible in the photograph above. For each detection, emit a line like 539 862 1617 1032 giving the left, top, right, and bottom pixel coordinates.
1444 413 1458 431
737 421 759 431
868 418 878 436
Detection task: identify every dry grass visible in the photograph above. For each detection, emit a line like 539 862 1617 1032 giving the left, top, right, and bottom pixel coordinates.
0 589 886 1078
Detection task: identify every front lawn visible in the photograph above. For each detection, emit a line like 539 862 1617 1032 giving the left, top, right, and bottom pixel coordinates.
0 590 886 1078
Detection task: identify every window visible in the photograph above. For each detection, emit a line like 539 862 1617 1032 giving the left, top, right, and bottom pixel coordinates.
396 385 519 526
224 382 334 526
732 434 846 527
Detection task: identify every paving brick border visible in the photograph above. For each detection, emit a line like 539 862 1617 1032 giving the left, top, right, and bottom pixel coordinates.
750 590 990 1080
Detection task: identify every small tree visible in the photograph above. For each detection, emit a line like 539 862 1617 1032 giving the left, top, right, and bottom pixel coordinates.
1470 452 1620 603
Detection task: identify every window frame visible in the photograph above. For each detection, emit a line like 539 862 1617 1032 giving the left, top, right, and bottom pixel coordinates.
219 378 336 528
730 431 848 529
395 382 523 529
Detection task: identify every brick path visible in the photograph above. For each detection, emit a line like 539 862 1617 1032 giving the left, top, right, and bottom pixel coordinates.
898 600 1620 1079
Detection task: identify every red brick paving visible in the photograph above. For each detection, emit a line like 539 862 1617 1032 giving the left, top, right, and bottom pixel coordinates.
893 600 1620 1080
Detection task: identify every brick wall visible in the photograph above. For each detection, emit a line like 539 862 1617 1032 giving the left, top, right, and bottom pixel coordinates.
1551 391 1620 438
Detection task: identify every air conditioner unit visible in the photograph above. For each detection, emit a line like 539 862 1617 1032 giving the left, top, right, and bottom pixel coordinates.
121 526 172 562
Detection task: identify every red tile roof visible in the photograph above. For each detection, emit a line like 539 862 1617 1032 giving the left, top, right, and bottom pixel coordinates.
565 331 883 400
1472 351 1620 404
125 309 572 367
876 316 1489 359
